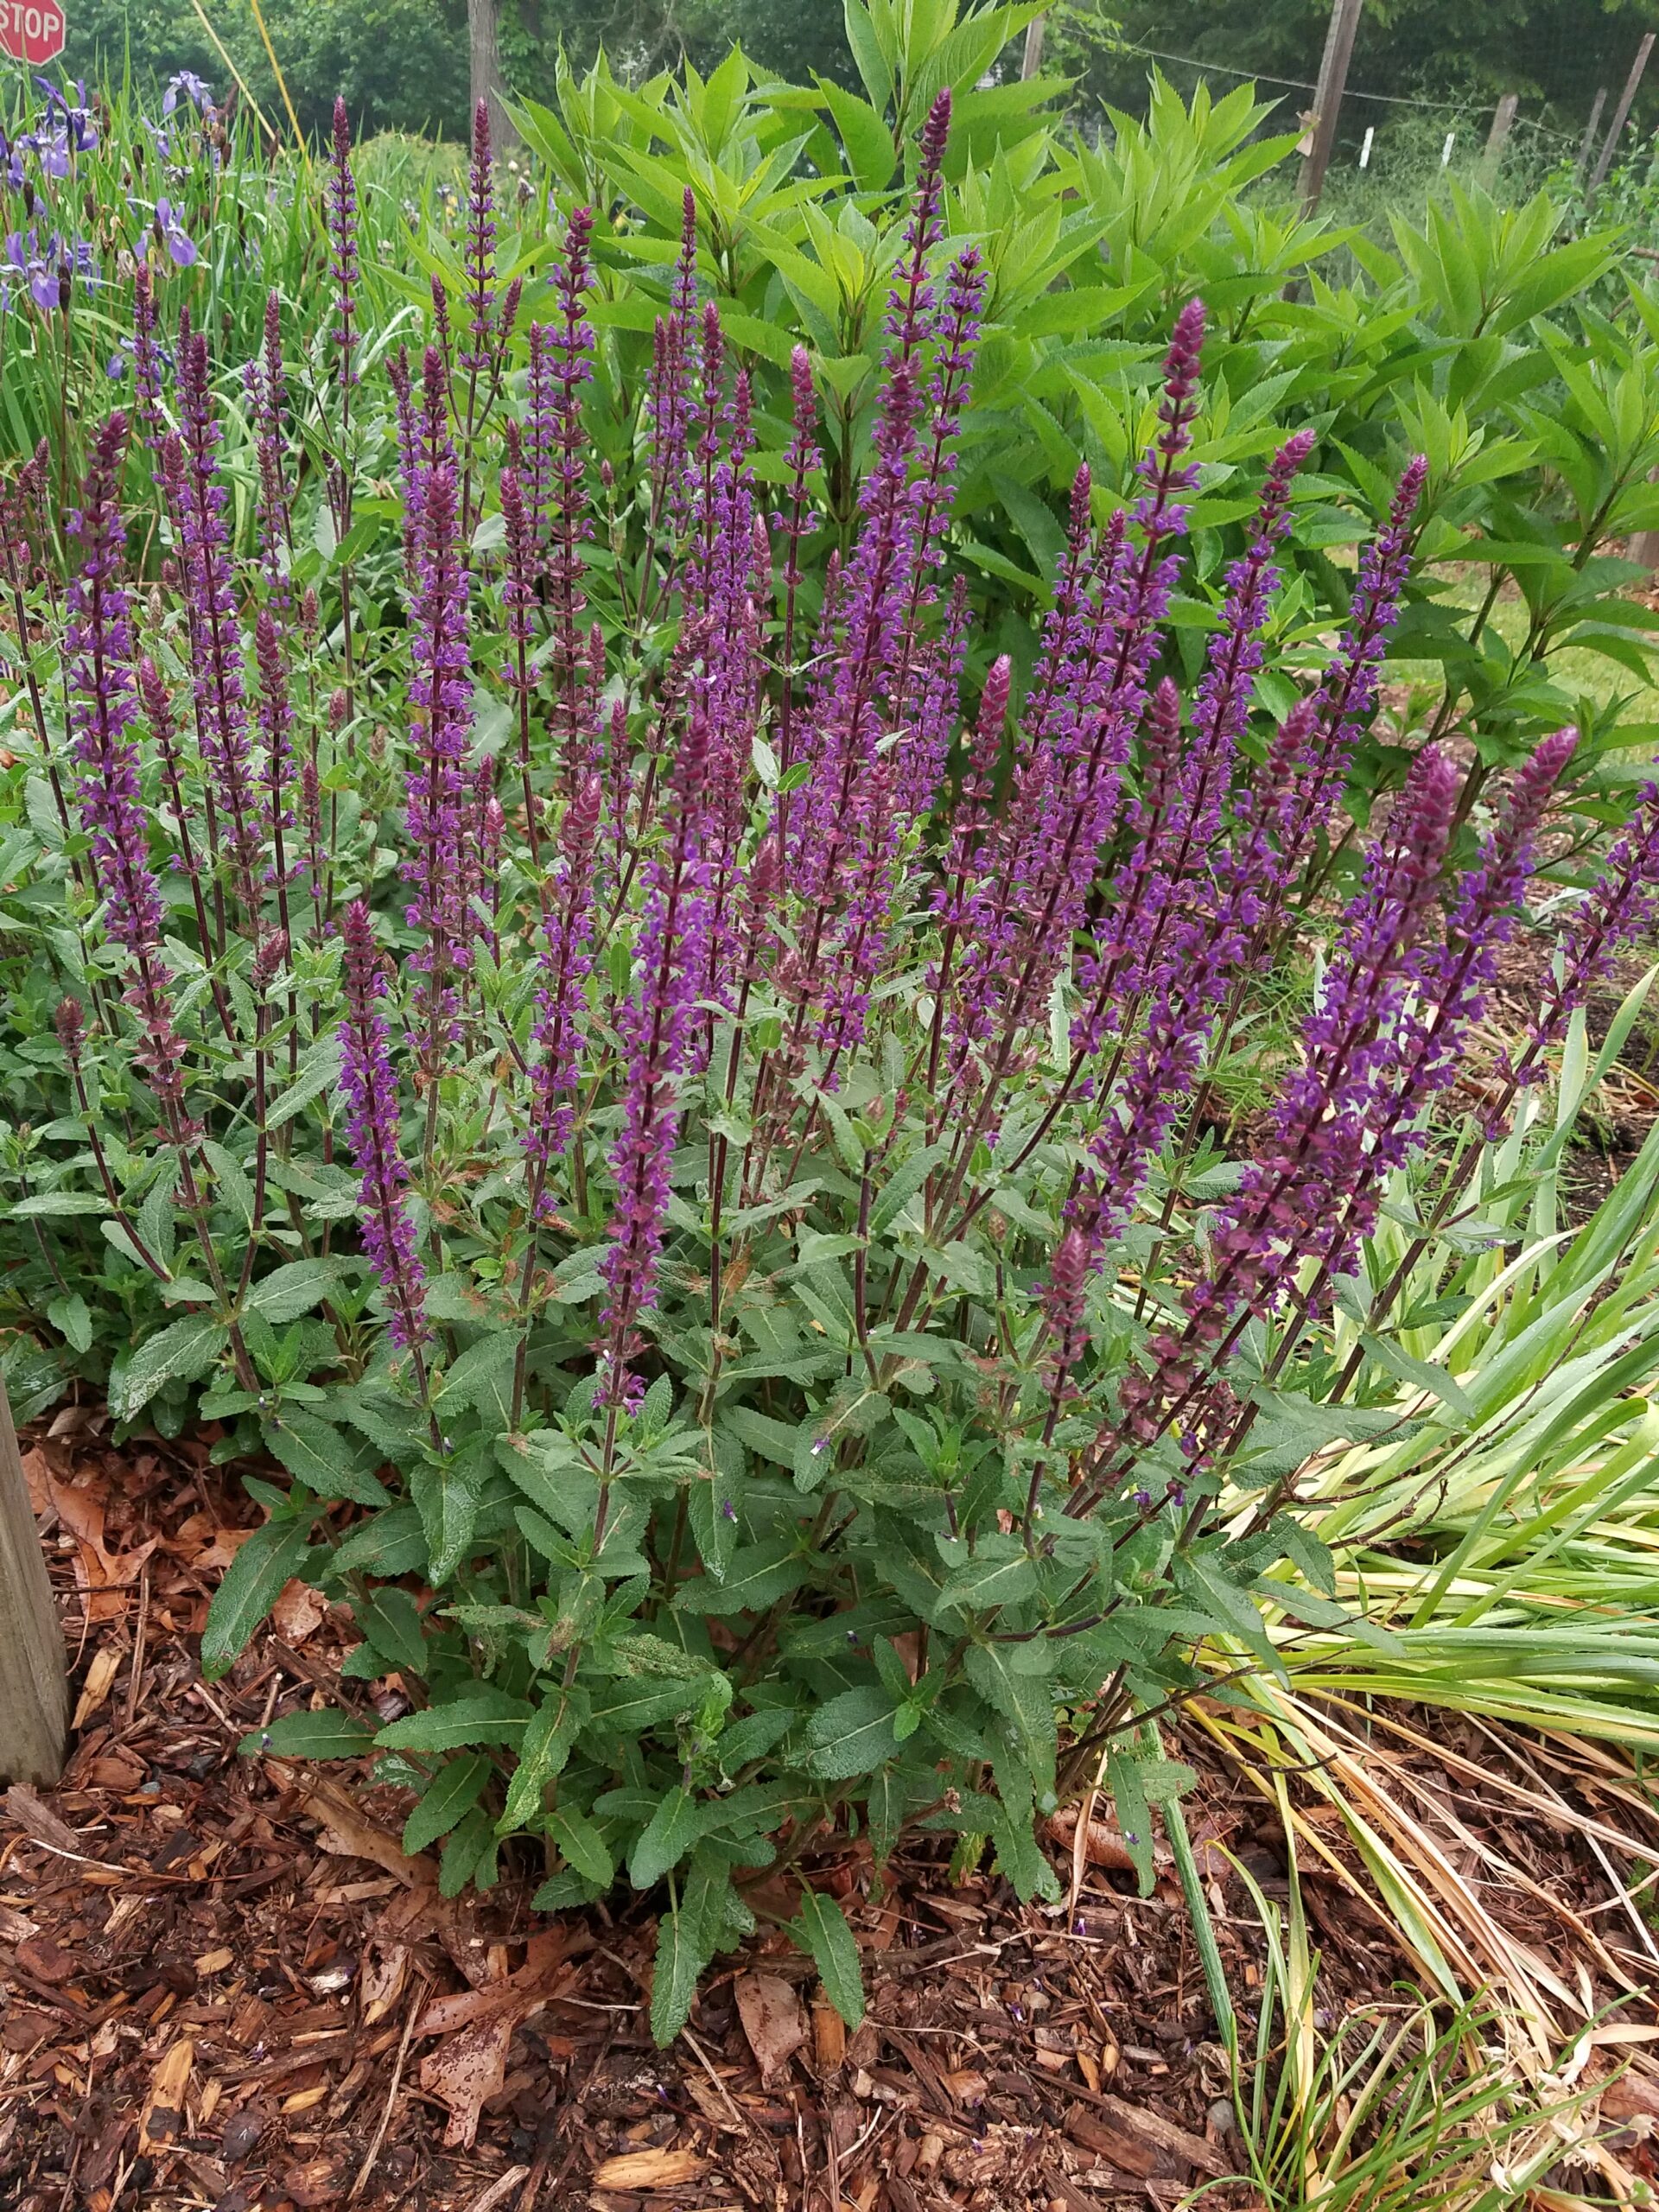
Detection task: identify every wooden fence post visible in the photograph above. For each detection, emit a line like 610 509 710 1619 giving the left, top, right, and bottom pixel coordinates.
1578 87 1608 182
0 1376 67 1786
1300 0 1366 215
1589 34 1655 198
1480 94 1518 185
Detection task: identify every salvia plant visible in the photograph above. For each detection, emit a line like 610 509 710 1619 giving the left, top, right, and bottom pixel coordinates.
6 87 1659 2044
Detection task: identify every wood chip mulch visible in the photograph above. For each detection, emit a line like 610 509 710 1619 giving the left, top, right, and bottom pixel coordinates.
2 1408 1655 2212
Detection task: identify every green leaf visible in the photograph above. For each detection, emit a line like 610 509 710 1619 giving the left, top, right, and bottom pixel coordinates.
842 0 893 111
437 1332 518 1426
790 1890 864 2029
550 1806 614 1888
330 1505 429 1580
938 1541 1038 1612
237 1706 375 1761
1357 1332 1476 1421
650 1847 732 2044
201 1518 313 1681
244 1259 341 1324
1106 1748 1157 1897
675 1538 809 1617
412 1459 481 1586
353 1588 429 1676
805 1686 900 1779
265 1037 342 1128
817 78 895 191
375 1690 531 1753
47 1294 92 1355
12 1191 111 1217
964 1642 1058 1797
111 1316 229 1421
629 1784 703 1889
404 1754 493 1855
499 1689 584 1832
439 1808 493 1897
264 1409 391 1510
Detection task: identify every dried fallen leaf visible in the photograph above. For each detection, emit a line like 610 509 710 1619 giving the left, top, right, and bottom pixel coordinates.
272 1770 430 1888
72 1645 123 1732
1045 1808 1140 1872
419 2013 513 2151
20 1446 52 1516
734 1972 807 2083
415 1930 569 2037
139 2037 194 2152
272 1579 329 1644
48 1472 157 1624
591 2149 708 2189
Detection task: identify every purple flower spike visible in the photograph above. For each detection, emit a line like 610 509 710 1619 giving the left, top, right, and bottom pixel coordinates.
1112 749 1461 1464
527 772 601 1197
171 327 264 921
1508 756 1659 1096
600 726 712 1384
1040 1224 1091 1386
461 99 497 379
130 263 167 449
339 903 429 1352
327 99 360 393
67 416 193 1121
403 452 474 1056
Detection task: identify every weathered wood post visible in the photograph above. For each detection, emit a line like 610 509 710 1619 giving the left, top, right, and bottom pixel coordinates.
1300 0 1366 215
1480 94 1518 186
0 1376 67 1785
1589 34 1655 199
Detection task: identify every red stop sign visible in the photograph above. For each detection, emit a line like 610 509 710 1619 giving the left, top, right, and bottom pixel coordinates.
0 0 67 63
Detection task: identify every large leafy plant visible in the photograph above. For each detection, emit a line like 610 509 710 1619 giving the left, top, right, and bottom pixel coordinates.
6 46 1659 2044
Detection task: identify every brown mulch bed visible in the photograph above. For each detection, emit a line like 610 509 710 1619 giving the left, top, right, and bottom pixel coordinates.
3 1413 1656 2212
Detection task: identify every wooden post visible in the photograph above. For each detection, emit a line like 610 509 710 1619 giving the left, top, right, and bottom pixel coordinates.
0 1376 67 1786
467 0 518 156
1578 87 1608 181
1300 0 1365 215
1020 16 1046 79
1480 93 1518 184
1589 34 1655 196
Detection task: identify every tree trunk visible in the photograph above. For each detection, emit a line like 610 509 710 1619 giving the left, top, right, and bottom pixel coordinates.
0 1376 67 1787
467 0 518 156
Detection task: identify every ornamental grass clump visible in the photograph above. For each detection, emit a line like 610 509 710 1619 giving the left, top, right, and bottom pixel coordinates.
8 91 1656 2041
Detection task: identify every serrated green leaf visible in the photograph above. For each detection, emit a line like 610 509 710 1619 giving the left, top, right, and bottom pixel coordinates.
237 1706 374 1761
629 1784 702 1889
550 1805 613 1887
805 1686 900 1778
375 1691 531 1753
111 1315 229 1421
264 1409 391 1509
404 1753 493 1854
790 1890 864 2028
202 1517 313 1681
